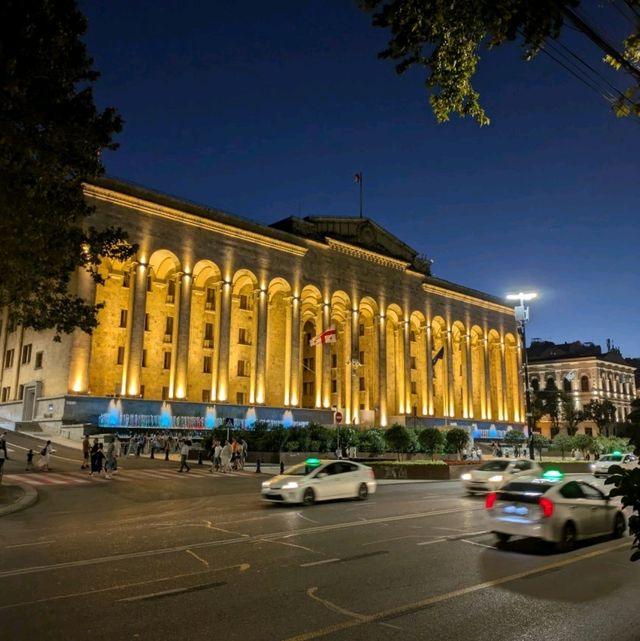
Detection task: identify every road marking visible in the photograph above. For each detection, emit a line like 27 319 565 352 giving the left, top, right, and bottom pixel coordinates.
0 505 481 579
458 539 495 550
416 538 447 546
295 512 319 524
118 580 227 602
300 559 340 568
307 586 369 621
280 540 631 641
0 563 250 611
5 540 55 549
259 539 318 553
185 549 209 567
446 530 490 540
362 535 421 547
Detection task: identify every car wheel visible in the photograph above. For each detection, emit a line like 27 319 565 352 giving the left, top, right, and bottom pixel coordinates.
556 522 576 553
613 512 626 539
302 488 315 506
496 532 511 543
357 482 368 501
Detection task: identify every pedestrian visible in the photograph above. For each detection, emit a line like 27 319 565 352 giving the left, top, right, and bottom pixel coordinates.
26 448 34 471
0 444 5 482
38 440 52 472
164 436 172 461
241 438 248 469
89 439 101 476
0 432 7 459
112 435 121 473
81 434 90 469
105 440 116 479
91 443 106 477
213 440 222 472
220 440 232 473
178 439 191 472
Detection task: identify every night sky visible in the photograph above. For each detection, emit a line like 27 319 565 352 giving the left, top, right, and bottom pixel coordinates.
81 0 640 357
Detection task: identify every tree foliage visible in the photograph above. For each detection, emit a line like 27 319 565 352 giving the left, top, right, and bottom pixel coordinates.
418 427 445 459
384 424 412 460
531 433 551 460
572 432 593 456
0 0 136 338
359 0 640 124
561 393 584 435
445 427 469 458
583 399 617 436
552 432 574 460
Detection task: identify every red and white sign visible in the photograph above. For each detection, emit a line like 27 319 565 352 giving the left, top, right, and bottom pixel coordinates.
309 327 337 346
335 411 343 424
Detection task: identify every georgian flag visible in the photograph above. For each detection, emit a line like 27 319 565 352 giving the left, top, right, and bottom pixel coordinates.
354 172 362 184
310 327 337 346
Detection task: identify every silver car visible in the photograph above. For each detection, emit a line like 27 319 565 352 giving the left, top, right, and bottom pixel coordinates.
591 453 638 478
485 475 626 551
461 458 542 494
261 459 377 505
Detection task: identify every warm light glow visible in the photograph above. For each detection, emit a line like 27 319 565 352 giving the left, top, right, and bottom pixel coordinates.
175 385 186 399
506 292 537 302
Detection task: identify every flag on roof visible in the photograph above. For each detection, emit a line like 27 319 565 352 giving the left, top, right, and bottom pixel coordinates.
310 327 337 346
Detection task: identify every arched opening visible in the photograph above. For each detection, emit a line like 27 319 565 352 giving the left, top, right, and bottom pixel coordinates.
385 305 404 416
451 321 466 418
265 277 293 406
504 333 518 421
299 285 322 409
488 330 502 420
330 291 352 419
358 297 379 423
431 317 447 417
581 375 590 392
470 326 485 419
410 311 426 417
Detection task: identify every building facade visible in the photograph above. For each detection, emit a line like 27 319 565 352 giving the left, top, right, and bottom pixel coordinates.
0 179 524 432
528 340 637 438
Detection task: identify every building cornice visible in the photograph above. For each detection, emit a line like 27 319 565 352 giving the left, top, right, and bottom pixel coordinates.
325 237 411 271
528 357 636 373
421 283 515 315
83 184 308 257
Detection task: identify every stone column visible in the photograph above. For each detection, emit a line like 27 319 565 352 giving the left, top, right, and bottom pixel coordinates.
289 296 301 406
351 308 360 423
255 288 268 404
11 325 24 400
465 334 473 418
173 272 192 400
445 328 454 417
500 339 508 421
210 283 222 400
215 280 232 402
67 268 98 393
425 323 435 416
378 313 387 426
403 320 412 416
483 339 492 420
344 311 352 423
125 262 148 396
322 303 332 409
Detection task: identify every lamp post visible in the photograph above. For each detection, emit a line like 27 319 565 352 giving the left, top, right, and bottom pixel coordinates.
506 292 537 460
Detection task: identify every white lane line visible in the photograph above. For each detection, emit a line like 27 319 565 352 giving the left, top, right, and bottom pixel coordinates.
185 549 209 567
446 530 490 540
300 559 340 568
259 539 318 553
458 539 496 550
296 512 319 524
281 541 631 641
362 535 421 547
307 586 369 621
416 539 447 546
6 540 56 549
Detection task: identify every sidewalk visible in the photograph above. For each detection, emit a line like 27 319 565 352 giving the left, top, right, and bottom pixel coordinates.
0 480 38 516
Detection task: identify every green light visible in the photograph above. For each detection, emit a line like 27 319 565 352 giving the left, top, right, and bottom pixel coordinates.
305 458 321 466
542 469 564 481
613 451 622 456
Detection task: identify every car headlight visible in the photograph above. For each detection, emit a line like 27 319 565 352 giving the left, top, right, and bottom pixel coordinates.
282 481 299 490
590 464 596 472
488 475 503 482
261 481 271 488
461 473 472 481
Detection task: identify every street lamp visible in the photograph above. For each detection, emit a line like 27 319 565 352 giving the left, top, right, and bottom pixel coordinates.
506 292 537 460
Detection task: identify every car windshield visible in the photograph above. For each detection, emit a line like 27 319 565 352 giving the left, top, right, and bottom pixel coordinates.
478 461 510 471
600 454 623 462
283 462 324 476
499 481 554 496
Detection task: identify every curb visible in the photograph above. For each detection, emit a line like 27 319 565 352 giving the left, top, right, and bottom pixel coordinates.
0 482 39 517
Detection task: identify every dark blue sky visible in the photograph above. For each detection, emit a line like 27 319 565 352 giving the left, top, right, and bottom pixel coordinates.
81 0 640 356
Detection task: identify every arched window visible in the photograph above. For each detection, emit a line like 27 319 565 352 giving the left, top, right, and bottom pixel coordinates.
563 377 572 392
531 378 540 392
546 377 555 389
580 375 590 392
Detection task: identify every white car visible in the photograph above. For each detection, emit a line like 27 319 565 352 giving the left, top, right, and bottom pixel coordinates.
461 459 542 493
591 452 639 478
485 472 626 551
261 459 377 505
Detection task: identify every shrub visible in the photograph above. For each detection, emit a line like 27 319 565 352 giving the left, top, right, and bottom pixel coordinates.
359 428 387 455
418 427 445 459
384 424 412 460
572 433 593 456
445 427 469 459
552 433 574 460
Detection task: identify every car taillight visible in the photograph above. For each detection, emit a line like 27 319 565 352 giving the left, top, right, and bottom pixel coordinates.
368 468 375 479
485 492 497 510
539 497 554 517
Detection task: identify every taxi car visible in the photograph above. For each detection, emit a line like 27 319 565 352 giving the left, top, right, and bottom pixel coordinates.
261 458 377 505
461 458 542 493
485 471 626 551
591 452 639 478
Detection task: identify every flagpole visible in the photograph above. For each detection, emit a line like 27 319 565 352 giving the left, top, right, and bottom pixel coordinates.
359 172 363 218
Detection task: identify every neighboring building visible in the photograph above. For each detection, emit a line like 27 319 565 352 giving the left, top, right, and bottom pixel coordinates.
528 340 637 438
0 178 524 434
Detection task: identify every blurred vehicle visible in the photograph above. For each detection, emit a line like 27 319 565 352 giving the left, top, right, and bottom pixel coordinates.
485 471 626 551
591 452 639 478
261 458 376 505
461 459 542 493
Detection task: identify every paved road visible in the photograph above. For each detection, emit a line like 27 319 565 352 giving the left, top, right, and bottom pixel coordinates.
1 433 639 641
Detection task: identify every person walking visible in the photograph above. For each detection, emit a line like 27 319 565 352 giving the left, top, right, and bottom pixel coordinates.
213 440 222 472
89 439 100 476
38 440 52 472
26 448 34 471
220 440 232 473
0 432 8 460
104 440 116 479
0 444 5 483
81 434 90 470
178 439 191 473
240 438 248 470
112 435 121 473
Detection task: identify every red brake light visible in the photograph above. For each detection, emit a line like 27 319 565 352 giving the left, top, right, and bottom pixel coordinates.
539 497 554 517
368 468 375 479
485 492 497 510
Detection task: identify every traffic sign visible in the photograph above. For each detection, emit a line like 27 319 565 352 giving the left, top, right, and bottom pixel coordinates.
335 411 343 424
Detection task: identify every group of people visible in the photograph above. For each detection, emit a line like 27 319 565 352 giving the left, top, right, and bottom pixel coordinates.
462 446 483 461
207 438 247 473
82 435 121 479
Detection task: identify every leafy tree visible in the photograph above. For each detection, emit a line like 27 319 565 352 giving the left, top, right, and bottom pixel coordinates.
384 424 412 460
359 0 640 125
539 379 563 433
359 428 387 455
504 429 526 456
572 433 593 457
583 399 617 437
552 433 574 461
594 435 630 456
0 0 136 338
406 428 421 453
445 427 469 460
606 468 640 561
531 433 550 461
561 394 584 435
628 399 640 427
418 427 445 459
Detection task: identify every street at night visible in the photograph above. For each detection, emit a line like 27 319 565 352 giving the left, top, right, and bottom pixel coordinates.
1 434 638 641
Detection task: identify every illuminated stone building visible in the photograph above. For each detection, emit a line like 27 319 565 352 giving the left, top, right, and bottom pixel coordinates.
0 179 524 432
528 340 637 438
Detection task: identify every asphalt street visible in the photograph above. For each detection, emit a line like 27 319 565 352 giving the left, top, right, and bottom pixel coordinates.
1 432 639 641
